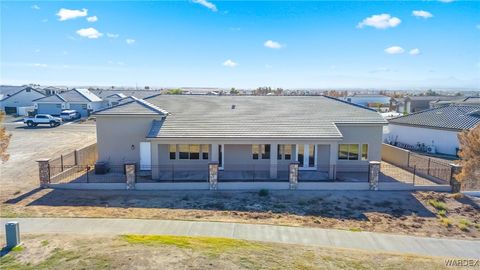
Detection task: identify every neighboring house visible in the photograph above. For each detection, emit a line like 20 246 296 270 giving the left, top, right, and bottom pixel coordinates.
94 95 387 181
390 96 458 114
385 105 480 156
344 94 390 107
430 96 480 108
34 88 103 117
0 86 46 115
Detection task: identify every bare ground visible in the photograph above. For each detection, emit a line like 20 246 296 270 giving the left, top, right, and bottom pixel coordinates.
2 189 479 239
0 234 452 270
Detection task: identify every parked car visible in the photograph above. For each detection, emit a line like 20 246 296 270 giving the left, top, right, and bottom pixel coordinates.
23 114 62 127
60 110 80 121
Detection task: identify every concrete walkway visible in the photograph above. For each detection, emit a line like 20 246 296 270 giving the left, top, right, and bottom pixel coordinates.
1 218 479 258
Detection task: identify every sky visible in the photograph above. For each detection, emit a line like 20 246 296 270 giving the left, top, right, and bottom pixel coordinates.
0 0 479 89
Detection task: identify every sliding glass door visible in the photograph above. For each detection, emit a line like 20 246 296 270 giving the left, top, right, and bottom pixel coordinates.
296 144 316 170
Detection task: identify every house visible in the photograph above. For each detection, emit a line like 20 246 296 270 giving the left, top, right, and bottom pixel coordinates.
384 105 480 156
33 88 103 117
0 86 46 115
94 95 387 181
390 96 458 114
430 96 480 108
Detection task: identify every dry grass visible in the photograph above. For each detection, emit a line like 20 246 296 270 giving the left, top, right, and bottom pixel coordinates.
0 234 451 270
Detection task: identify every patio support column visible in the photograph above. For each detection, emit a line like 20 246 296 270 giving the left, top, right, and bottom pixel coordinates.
329 143 338 180
270 143 278 179
211 143 219 162
151 142 159 180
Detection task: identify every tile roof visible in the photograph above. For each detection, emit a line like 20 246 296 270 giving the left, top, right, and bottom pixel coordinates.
33 93 66 102
389 105 480 131
0 86 46 101
94 96 168 115
123 95 386 139
90 89 160 99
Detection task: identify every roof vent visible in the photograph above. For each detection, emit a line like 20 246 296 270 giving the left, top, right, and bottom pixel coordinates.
468 110 480 117
231 104 236 109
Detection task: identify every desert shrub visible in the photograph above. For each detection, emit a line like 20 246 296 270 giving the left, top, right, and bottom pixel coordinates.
439 218 451 228
437 209 447 217
258 189 269 197
428 200 447 211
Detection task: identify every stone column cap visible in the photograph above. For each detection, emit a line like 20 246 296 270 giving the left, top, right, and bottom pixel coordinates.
369 161 381 165
36 158 50 162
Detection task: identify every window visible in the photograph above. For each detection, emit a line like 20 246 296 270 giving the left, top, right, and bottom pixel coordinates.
308 144 315 167
297 144 304 166
278 145 292 160
361 144 368 160
201 144 209 159
189 145 200 160
261 144 270 159
252 145 259 159
169 145 176 159
338 144 359 160
179 144 189 159
252 144 270 160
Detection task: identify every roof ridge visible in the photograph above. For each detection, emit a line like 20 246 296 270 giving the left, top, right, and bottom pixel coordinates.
131 96 169 115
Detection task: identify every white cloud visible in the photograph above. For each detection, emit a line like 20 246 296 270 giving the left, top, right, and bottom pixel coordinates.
357 14 401 29
222 59 238 67
409 48 421 56
412 10 433 19
264 40 283 49
126 38 135 45
76 27 103 39
31 5 40 10
438 0 454 3
87 16 98 22
192 0 217 12
57 8 88 21
33 63 48 68
384 46 405 54
107 33 119 38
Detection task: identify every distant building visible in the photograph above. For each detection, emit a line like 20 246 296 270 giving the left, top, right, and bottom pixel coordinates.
384 105 480 156
430 96 480 108
0 86 46 115
343 94 390 107
390 96 458 114
34 88 103 117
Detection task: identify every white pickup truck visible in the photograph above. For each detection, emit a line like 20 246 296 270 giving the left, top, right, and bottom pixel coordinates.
24 114 62 127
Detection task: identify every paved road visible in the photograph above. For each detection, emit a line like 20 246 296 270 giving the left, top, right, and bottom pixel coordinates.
1 218 479 258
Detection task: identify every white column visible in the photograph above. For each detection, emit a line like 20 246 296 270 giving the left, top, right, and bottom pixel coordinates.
329 143 338 180
151 142 159 179
270 143 278 179
211 143 219 162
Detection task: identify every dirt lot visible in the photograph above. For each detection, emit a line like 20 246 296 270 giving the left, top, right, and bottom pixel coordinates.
0 117 96 198
0 233 451 270
2 189 479 239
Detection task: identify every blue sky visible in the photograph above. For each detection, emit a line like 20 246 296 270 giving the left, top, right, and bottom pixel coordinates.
1 0 479 89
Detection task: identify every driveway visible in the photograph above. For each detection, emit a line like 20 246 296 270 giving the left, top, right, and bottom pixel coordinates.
0 120 96 199
2 217 479 259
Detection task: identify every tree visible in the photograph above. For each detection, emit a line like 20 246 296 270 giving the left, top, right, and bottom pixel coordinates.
230 88 239 95
456 124 480 184
0 112 12 162
165 88 183 95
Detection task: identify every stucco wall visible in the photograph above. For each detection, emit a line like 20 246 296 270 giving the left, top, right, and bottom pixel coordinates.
96 115 161 165
335 124 383 168
381 143 410 168
386 124 459 155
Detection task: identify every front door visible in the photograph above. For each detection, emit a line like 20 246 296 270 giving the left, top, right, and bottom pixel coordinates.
139 142 151 170
296 144 316 170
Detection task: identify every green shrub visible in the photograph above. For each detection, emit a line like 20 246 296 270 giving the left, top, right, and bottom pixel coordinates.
439 218 451 228
428 200 447 211
437 209 447 217
258 189 269 197
459 219 472 227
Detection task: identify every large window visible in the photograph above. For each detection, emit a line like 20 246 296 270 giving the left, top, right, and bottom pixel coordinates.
171 144 209 160
338 144 359 160
252 144 270 160
361 144 368 160
278 145 293 160
169 145 176 160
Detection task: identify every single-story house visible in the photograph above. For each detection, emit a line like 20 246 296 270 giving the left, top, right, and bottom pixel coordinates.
430 96 480 108
94 95 387 181
0 86 46 115
34 88 103 117
384 105 480 156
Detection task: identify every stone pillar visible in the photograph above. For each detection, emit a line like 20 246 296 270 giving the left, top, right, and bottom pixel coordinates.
368 161 380 191
329 143 338 180
449 164 462 193
289 162 299 190
208 162 219 190
270 143 278 179
125 163 136 190
37 159 50 188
